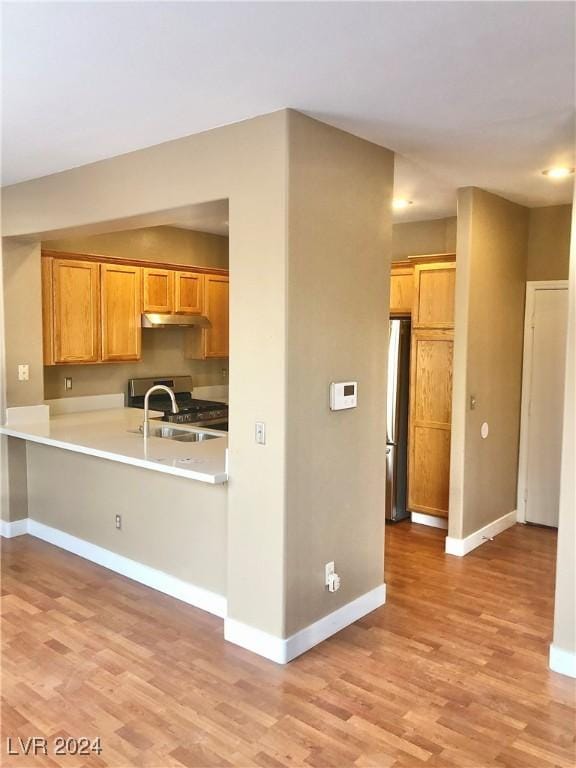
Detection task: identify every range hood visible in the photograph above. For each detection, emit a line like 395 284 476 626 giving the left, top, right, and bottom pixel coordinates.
142 313 211 328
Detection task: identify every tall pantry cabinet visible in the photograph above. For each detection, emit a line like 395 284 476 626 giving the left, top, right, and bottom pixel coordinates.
390 256 456 521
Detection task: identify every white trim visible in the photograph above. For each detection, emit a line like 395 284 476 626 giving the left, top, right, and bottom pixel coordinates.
549 644 576 678
445 510 517 557
0 518 29 538
517 281 569 523
5 404 49 425
27 519 226 618
411 511 448 530
46 394 125 415
224 583 386 664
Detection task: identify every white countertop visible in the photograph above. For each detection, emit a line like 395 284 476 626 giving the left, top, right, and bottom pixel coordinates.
0 408 228 484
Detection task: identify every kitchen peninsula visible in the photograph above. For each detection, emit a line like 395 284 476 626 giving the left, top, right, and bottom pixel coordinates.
0 405 228 615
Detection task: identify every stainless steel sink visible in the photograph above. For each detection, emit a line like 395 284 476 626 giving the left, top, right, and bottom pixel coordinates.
129 424 221 442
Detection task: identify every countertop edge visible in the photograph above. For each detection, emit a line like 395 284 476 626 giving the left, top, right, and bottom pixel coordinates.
0 426 228 485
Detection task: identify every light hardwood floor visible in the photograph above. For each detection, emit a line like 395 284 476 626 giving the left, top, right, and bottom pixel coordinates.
2 523 574 767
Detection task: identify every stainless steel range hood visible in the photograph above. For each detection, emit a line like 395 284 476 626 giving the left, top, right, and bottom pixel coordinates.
142 313 211 328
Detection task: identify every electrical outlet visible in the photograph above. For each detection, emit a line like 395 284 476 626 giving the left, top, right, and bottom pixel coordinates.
18 364 29 381
255 421 266 445
221 368 228 380
64 377 73 391
325 561 341 592
115 514 122 530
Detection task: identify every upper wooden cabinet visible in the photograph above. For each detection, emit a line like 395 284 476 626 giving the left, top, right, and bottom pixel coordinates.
46 258 101 364
142 267 204 315
100 264 142 362
184 274 229 360
204 275 229 358
143 268 174 313
42 251 229 365
412 262 456 329
390 264 414 315
174 271 204 314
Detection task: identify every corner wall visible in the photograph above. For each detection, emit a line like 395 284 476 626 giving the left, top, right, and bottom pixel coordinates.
285 112 393 635
526 204 572 281
449 188 529 539
551 197 576 677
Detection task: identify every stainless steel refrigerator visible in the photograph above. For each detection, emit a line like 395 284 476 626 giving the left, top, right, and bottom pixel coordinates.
386 318 411 522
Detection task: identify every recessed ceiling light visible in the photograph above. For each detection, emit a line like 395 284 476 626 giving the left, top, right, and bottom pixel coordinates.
542 167 574 179
393 199 413 210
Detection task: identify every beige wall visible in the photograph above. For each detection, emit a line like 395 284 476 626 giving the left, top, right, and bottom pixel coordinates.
450 188 529 538
392 216 456 260
552 199 576 667
526 205 572 281
0 237 43 522
44 225 229 268
1 110 394 641
27 443 227 594
2 238 44 407
284 112 392 635
43 328 227 399
41 226 229 399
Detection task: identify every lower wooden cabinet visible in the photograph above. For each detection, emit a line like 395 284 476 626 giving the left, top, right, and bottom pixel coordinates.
100 264 142 362
408 329 454 517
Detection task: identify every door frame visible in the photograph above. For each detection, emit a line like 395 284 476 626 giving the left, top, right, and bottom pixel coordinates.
517 280 569 523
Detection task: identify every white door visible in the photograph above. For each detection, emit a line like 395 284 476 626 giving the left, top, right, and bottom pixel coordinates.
522 285 569 527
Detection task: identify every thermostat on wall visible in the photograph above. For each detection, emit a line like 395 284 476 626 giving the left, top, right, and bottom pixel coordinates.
330 381 358 411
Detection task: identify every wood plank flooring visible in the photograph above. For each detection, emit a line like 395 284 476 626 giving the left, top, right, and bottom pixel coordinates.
1 523 574 767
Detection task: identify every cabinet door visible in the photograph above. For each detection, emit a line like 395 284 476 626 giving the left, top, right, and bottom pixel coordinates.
390 266 414 315
413 263 456 328
408 329 453 517
52 259 100 364
174 271 204 314
143 268 174 313
204 275 229 358
101 264 142 362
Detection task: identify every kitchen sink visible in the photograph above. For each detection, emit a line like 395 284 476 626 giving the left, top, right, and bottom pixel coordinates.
129 424 221 442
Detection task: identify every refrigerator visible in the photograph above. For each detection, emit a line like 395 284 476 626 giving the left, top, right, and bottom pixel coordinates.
386 318 411 522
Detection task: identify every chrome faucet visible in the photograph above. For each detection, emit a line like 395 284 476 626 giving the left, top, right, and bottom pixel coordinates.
143 385 179 438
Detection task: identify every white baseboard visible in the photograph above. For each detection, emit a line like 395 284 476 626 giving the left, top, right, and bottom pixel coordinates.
225 583 386 664
549 644 576 678
445 510 517 557
0 518 29 538
411 511 448 530
26 519 226 618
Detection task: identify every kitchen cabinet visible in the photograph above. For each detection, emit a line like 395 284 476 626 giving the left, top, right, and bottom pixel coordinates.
408 329 454 518
184 274 229 359
174 271 204 314
100 264 142 362
204 275 229 357
412 262 456 328
42 251 229 365
389 256 456 521
143 268 174 313
390 264 414 315
45 258 101 364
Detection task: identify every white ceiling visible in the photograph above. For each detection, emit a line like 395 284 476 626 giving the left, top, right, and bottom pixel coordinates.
2 1 574 223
